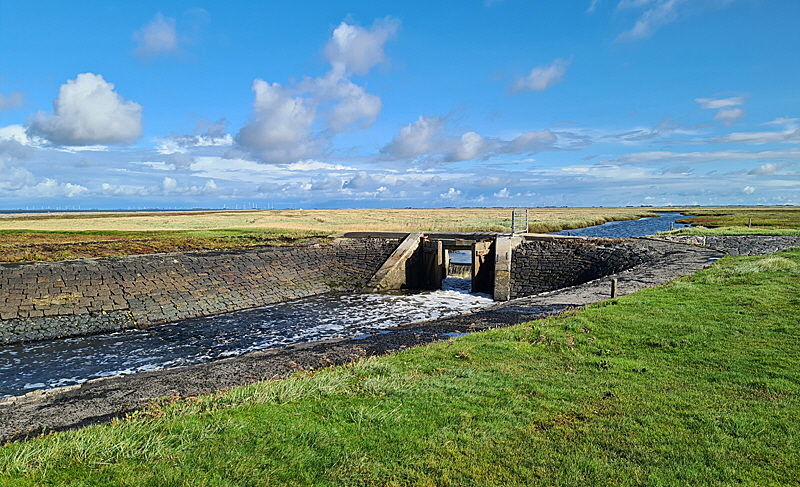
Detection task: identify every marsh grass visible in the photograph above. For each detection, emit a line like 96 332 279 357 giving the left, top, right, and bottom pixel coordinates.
2 249 798 485
662 206 800 231
661 226 800 236
0 208 656 233
0 229 326 263
0 208 656 262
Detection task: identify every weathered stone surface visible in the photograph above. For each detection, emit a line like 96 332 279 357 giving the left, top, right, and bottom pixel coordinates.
509 238 658 299
0 239 399 344
655 235 800 256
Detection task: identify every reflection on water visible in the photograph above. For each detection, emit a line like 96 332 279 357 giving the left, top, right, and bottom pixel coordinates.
550 212 691 238
0 277 491 397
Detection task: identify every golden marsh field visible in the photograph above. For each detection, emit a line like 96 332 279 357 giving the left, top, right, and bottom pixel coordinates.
2 206 799 263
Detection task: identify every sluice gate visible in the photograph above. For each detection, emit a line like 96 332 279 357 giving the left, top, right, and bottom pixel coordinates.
359 232 514 300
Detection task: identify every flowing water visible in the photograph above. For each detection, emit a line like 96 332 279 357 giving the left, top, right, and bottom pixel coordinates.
550 211 690 238
0 277 491 397
1 211 690 398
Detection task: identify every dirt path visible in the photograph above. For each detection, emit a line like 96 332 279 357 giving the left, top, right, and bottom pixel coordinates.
0 239 722 444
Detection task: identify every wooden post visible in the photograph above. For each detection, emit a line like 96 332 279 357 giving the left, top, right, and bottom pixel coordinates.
611 278 618 298
748 218 752 228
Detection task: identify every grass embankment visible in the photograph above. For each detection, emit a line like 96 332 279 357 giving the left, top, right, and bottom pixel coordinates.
0 208 655 263
2 249 798 485
659 207 800 236
0 229 326 263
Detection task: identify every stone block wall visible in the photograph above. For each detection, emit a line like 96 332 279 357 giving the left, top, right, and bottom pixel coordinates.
510 239 656 299
0 238 398 344
656 235 800 256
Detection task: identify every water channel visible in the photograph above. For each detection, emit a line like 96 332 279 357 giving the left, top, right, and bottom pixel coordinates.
550 211 690 238
0 211 690 398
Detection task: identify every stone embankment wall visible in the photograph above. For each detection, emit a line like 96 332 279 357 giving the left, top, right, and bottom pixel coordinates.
657 235 800 256
0 239 398 344
510 239 656 299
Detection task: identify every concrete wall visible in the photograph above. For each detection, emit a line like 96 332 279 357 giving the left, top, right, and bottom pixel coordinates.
0 238 399 344
510 239 655 299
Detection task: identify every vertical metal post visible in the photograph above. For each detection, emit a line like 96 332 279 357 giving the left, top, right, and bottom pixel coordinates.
525 209 529 233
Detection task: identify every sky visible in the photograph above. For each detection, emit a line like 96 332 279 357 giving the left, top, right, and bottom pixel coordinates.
0 0 798 210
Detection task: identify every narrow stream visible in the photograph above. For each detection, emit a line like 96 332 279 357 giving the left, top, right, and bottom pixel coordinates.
550 211 690 238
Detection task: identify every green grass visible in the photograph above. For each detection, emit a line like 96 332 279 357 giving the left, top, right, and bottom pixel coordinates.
668 207 800 230
661 226 800 236
0 228 326 263
2 249 799 485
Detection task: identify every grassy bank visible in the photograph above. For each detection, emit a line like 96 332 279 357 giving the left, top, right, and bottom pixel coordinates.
0 208 655 262
659 206 800 232
2 249 798 485
0 229 326 263
661 227 800 236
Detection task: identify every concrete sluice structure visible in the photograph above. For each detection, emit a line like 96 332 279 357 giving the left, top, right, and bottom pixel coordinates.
355 231 659 302
6 234 799 441
4 232 796 346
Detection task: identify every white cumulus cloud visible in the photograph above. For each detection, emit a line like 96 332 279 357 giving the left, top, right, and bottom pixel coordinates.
380 116 444 160
452 132 487 161
439 187 462 201
323 18 400 75
380 116 559 163
26 73 143 146
511 58 571 93
742 186 755 194
748 162 794 175
162 176 178 193
132 13 180 59
235 19 397 163
235 80 317 164
312 70 383 134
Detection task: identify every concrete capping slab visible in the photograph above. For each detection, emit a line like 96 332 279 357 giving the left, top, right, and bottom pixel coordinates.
493 234 525 301
361 233 423 293
332 232 412 239
519 233 590 241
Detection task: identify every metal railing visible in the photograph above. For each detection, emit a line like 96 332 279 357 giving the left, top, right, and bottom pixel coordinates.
511 208 529 234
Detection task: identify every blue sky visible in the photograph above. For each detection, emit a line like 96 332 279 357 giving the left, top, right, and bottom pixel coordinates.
0 0 798 209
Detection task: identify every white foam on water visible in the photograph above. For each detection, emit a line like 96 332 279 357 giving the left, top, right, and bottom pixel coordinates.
1 277 493 397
